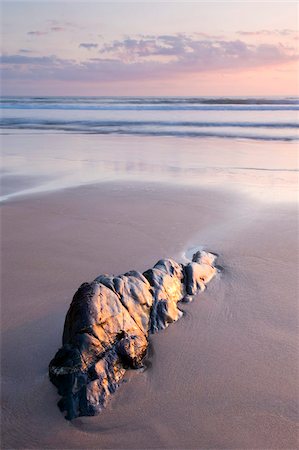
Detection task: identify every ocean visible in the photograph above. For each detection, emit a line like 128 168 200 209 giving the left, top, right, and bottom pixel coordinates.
1 96 299 141
0 96 298 202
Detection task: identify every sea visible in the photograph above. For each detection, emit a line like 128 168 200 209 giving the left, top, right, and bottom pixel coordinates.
0 96 298 202
1 96 299 140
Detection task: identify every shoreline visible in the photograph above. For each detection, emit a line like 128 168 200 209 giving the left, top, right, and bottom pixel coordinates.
1 133 298 205
1 180 298 448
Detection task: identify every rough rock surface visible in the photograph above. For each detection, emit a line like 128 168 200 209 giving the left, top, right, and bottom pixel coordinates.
49 251 218 420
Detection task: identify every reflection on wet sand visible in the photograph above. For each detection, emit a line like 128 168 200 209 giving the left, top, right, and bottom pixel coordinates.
1 133 297 203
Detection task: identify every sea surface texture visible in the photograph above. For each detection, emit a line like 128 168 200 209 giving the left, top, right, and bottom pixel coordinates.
1 96 298 141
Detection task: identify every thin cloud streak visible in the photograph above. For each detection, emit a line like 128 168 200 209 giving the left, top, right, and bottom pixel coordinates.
51 27 65 32
79 43 98 50
27 26 67 36
237 29 297 36
27 31 48 36
19 49 32 53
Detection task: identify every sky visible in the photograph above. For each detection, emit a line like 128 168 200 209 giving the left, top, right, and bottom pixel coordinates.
1 1 298 96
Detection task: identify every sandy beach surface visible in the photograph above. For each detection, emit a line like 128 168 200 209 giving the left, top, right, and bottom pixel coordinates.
1 134 298 449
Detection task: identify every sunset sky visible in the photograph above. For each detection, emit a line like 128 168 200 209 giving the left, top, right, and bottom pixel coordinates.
1 1 298 96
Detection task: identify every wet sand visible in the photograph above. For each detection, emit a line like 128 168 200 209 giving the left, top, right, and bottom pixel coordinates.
1 181 298 449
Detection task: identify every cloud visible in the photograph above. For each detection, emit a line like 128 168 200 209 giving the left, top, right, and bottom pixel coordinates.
1 34 297 85
100 34 194 62
0 54 57 64
238 30 274 36
99 34 297 67
19 49 32 54
27 26 66 37
51 27 65 32
274 29 297 36
79 43 98 50
194 32 225 39
27 31 48 36
237 29 297 37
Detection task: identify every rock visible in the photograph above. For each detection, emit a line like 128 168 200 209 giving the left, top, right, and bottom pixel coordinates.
143 259 185 333
185 251 217 294
49 250 218 420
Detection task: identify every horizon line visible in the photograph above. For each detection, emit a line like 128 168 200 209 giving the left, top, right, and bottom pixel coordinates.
1 94 298 98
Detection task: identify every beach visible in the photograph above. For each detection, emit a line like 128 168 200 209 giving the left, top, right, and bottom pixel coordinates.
1 125 298 449
1 0 299 444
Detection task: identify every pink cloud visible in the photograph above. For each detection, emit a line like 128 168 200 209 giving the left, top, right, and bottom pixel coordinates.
99 35 297 68
237 29 297 37
1 35 298 86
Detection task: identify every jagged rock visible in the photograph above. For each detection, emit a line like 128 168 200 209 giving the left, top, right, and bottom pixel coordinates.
185 251 217 294
49 250 218 420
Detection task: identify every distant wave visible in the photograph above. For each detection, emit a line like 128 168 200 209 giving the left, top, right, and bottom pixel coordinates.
1 96 299 111
2 96 299 104
1 121 297 141
2 96 298 141
2 104 299 111
1 118 298 129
